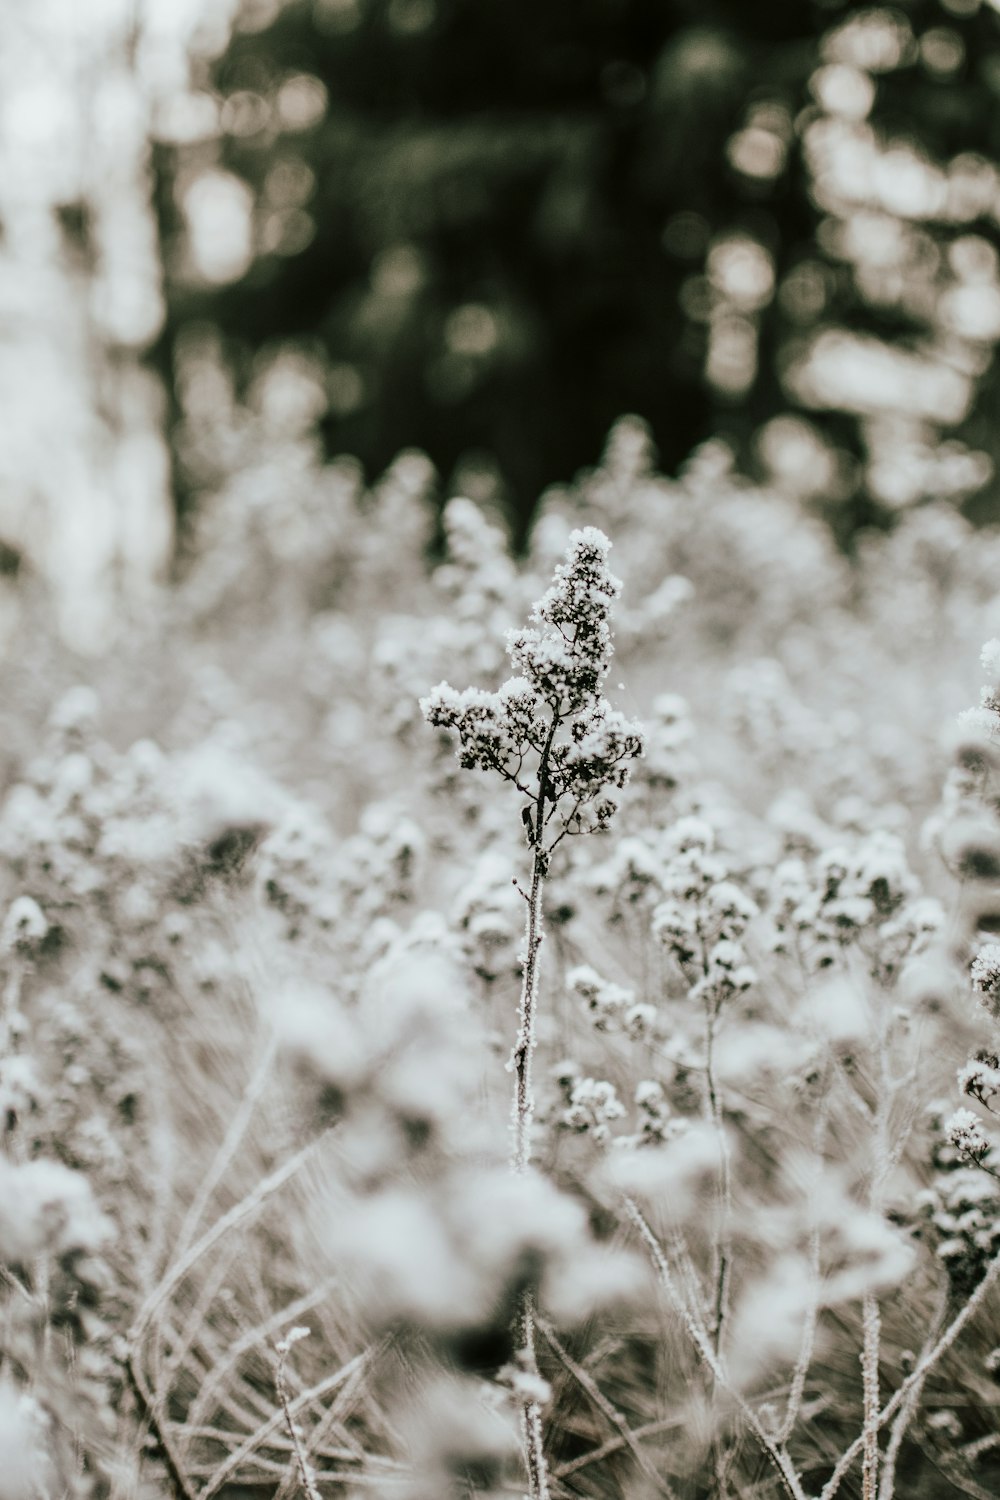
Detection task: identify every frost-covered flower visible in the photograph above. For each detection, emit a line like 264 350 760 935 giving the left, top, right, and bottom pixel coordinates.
422 529 643 852
945 1108 991 1166
959 1051 1000 1108
972 944 1000 1021
566 965 634 1031
562 1077 627 1145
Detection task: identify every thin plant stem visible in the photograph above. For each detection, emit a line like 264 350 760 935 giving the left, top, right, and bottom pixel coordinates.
777 1091 831 1446
538 1317 679 1498
553 1417 688 1480
623 1196 809 1500
703 993 732 1500
703 998 732 1353
274 1337 323 1500
200 1351 371 1500
877 1289 948 1500
127 1130 333 1496
173 1032 279 1263
515 1283 550 1500
861 1294 881 1500
131 1132 332 1352
861 980 893 1500
511 849 545 1177
819 1248 1000 1500
776 1220 822 1446
182 1277 340 1458
273 1356 372 1500
510 734 555 1500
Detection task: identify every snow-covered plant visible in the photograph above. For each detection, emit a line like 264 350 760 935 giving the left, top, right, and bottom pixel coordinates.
422 527 643 1498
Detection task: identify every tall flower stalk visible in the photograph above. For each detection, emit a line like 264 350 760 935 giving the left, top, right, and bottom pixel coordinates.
422 526 643 1498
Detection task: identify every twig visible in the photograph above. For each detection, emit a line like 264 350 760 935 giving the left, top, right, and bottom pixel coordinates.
819 1249 1000 1500
878 1288 947 1500
274 1330 322 1500
861 1294 881 1500
199 1349 371 1500
125 1344 199 1500
553 1417 687 1480
183 1277 340 1451
273 1353 372 1500
624 1196 809 1500
130 1131 332 1351
127 1131 333 1497
537 1317 679 1498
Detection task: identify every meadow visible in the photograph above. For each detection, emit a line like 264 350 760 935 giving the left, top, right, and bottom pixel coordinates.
3 406 1000 1500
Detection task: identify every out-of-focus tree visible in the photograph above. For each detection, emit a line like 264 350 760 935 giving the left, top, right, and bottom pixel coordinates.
704 0 1000 538
0 0 192 647
151 0 815 524
153 0 1000 534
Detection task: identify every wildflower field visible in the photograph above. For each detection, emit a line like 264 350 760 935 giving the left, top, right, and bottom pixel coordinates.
13 2 1000 1493
5 407 1000 1500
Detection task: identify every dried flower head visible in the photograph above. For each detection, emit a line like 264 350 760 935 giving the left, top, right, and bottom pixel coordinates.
972 943 1000 1021
422 529 644 857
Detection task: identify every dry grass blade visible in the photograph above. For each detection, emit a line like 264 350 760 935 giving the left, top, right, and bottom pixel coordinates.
198 1349 373 1500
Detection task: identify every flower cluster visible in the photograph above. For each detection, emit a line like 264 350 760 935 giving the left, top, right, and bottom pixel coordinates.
651 818 759 1004
959 1051 1000 1110
958 638 1000 739
918 1163 1000 1297
767 830 932 975
558 1074 627 1147
945 1107 992 1167
971 944 1000 1022
422 529 644 853
566 964 657 1039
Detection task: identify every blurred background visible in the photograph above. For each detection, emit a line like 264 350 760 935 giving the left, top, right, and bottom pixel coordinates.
7 0 1000 644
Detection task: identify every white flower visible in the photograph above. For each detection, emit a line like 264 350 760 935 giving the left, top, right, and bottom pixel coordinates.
971 943 1000 995
421 529 643 848
0 898 48 954
0 1155 110 1262
946 1107 991 1164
